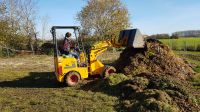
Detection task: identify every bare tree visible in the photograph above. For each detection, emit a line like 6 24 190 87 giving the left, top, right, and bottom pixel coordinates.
0 1 7 21
41 15 50 42
0 0 37 51
18 0 37 52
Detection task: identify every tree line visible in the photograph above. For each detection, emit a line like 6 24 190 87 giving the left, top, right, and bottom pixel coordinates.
173 30 200 37
0 0 130 56
146 34 179 39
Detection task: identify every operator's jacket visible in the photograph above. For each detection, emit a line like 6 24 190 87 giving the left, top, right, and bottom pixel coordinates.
63 38 72 54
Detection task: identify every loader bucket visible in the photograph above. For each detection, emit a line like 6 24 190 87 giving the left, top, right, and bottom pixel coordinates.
118 29 145 48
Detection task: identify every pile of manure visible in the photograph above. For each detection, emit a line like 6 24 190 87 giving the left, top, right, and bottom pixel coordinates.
110 40 200 112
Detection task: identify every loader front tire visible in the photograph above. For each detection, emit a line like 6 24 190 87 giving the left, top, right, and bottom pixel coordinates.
65 71 80 86
103 66 116 78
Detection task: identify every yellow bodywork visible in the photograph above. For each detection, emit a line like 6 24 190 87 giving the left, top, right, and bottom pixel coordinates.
88 41 111 75
55 38 123 82
79 51 86 64
55 56 88 82
88 39 122 75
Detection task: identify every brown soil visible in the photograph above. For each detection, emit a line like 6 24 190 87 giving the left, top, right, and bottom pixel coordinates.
113 40 200 112
115 40 195 80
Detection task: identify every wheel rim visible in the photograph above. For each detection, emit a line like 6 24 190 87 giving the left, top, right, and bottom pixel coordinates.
108 69 115 74
70 75 78 83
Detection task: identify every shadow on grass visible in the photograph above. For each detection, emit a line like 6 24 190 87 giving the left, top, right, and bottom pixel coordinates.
80 79 124 111
0 72 64 88
80 79 123 96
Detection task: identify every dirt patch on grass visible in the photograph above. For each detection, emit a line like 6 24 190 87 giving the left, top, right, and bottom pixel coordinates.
0 55 54 72
179 54 200 62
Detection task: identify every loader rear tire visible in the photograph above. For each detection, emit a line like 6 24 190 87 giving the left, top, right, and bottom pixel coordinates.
65 71 80 86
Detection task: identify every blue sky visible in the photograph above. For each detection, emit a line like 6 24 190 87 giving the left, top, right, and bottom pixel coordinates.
36 0 200 37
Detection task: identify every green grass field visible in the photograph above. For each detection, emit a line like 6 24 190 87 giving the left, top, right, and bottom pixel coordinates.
160 37 200 51
0 53 121 112
0 50 199 112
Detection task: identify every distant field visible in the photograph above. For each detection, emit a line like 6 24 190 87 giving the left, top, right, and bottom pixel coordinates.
160 37 200 51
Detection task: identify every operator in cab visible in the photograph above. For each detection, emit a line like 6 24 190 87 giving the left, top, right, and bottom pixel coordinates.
63 32 79 59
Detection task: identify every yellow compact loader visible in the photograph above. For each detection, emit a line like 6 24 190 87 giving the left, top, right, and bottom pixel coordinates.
51 26 145 86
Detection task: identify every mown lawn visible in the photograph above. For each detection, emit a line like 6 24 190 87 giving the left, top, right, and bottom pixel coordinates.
0 54 121 112
160 37 200 51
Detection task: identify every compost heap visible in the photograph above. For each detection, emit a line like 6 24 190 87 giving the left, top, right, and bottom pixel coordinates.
112 40 199 112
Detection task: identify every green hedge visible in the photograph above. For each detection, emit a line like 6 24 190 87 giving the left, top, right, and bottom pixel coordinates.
40 42 54 55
